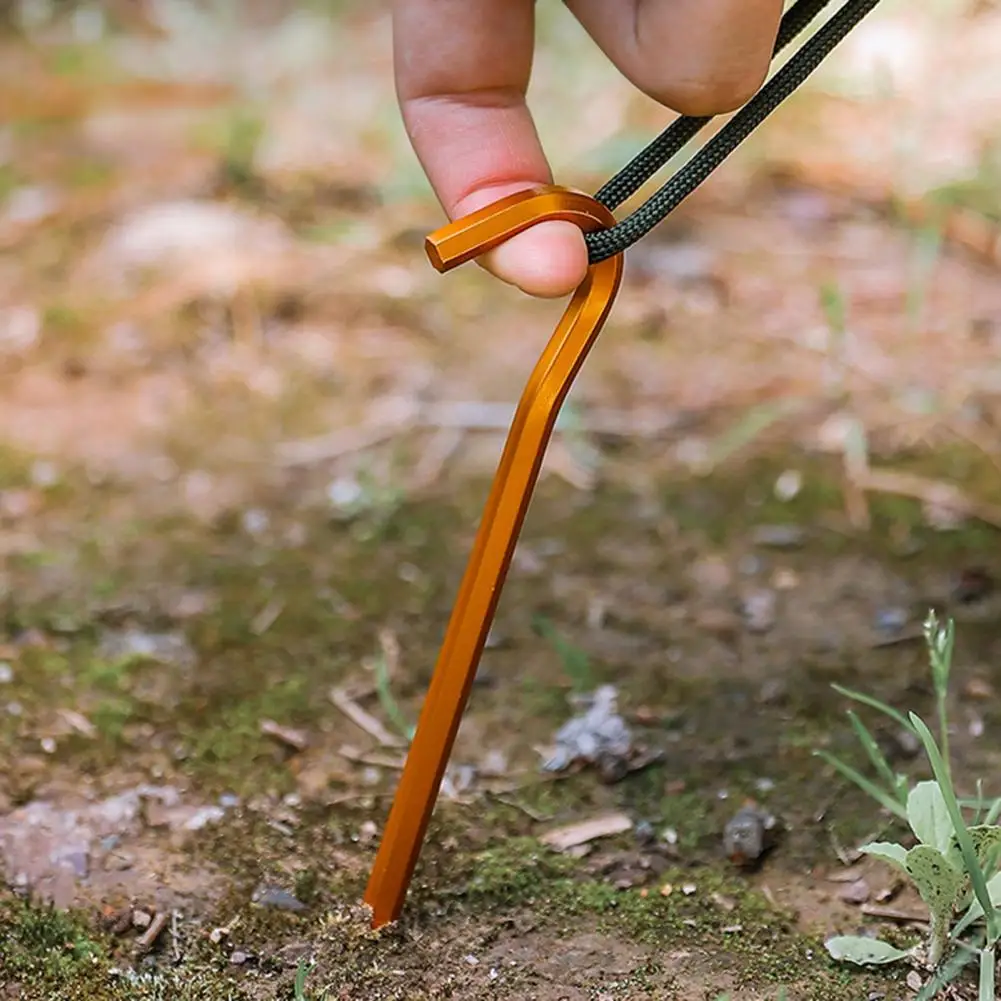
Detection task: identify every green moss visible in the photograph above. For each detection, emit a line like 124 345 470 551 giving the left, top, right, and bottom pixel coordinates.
0 895 104 982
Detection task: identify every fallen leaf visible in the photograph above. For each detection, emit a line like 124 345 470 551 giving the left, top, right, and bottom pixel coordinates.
539 812 633 851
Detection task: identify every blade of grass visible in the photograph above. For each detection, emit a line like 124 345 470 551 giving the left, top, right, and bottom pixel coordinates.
979 945 995 1001
830 683 917 735
813 750 909 821
973 780 986 826
705 397 806 470
986 797 1001 826
910 713 998 940
374 655 415 743
533 616 593 692
846 709 907 806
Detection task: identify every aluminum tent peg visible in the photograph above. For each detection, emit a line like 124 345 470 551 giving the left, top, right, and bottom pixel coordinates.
363 185 624 930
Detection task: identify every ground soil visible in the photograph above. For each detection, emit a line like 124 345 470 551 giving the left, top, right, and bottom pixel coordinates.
1 4 1001 1000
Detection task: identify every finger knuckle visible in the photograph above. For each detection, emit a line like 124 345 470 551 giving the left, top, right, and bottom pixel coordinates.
650 68 767 117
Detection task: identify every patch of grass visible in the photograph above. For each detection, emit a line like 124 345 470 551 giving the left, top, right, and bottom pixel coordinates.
179 674 315 789
0 895 103 982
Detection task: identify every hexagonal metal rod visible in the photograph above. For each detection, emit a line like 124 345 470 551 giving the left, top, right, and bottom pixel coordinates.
363 186 624 929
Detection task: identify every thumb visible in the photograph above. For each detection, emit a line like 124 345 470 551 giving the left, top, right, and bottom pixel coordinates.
452 182 589 299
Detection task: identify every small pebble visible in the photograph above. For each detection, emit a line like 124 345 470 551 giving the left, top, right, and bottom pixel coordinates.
838 878 870 904
0 663 12 684
230 950 250 966
132 910 153 930
963 678 994 700
890 728 921 759
634 820 656 846
695 607 741 637
772 568 798 591
906 970 922 991
723 804 778 866
689 555 732 595
241 508 269 535
741 588 777 633
923 500 963 532
773 470 802 501
758 679 787 704
751 524 805 549
326 476 363 513
480 749 508 776
738 554 764 576
874 607 908 634
251 885 307 912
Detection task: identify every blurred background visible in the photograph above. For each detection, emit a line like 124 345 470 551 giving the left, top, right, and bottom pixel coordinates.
0 0 999 520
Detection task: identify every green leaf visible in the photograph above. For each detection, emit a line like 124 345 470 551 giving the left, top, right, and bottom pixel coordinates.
830 683 917 735
859 841 909 874
824 936 911 965
847 710 903 798
812 750 909 821
908 781 954 853
949 826 1001 879
905 844 965 965
958 872 1001 927
906 845 964 914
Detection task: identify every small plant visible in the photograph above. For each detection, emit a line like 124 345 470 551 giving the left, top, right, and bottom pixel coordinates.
819 612 1001 1000
293 957 323 1000
532 615 593 692
814 611 957 823
373 649 415 743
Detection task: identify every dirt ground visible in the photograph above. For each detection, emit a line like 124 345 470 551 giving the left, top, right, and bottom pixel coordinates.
2 2 1001 999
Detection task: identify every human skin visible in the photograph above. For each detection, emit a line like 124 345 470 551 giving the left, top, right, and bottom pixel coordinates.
392 0 784 298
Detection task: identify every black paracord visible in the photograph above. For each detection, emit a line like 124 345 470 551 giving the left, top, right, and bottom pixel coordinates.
594 0 834 212
584 0 882 263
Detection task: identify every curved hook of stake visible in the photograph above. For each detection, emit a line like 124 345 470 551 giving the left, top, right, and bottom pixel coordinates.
363 185 624 930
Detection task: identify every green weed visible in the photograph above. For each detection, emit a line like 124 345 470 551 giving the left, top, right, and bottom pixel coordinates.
820 612 1001 999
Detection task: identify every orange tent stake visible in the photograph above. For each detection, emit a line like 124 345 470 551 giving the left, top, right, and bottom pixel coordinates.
363 185 624 929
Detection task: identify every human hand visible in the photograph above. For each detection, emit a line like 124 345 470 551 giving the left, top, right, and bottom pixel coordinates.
392 0 784 298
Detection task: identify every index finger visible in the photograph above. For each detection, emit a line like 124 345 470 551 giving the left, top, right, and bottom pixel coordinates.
392 0 589 298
